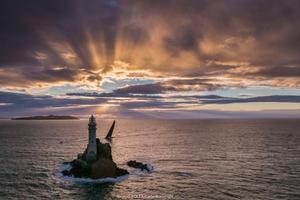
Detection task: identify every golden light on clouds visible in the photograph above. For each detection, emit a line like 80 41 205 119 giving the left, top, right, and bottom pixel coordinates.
0 0 300 118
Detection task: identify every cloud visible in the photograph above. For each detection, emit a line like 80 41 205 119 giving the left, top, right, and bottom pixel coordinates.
201 95 300 104
0 0 300 90
0 91 108 116
0 0 121 87
247 66 300 78
0 0 300 119
1 90 300 118
112 78 224 95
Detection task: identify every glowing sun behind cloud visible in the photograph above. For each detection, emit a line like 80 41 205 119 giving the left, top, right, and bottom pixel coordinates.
0 0 300 118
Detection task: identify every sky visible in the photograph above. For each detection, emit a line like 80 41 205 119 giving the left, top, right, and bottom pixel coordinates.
0 0 300 119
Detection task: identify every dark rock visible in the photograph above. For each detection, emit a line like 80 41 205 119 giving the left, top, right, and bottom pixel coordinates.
81 148 88 161
69 159 91 177
90 158 117 179
70 164 91 178
97 142 112 160
77 153 83 159
116 167 129 177
127 160 151 172
62 170 72 176
70 159 86 168
64 138 128 179
96 138 101 145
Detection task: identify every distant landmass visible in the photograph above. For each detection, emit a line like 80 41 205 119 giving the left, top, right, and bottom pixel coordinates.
11 115 79 120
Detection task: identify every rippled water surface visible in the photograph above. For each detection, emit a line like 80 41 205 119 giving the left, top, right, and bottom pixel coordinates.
0 119 300 199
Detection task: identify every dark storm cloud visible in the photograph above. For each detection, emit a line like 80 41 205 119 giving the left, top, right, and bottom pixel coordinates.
67 92 132 98
120 0 300 87
67 92 224 100
114 83 171 94
121 24 149 46
1 0 72 67
1 0 300 88
247 66 300 78
112 79 223 95
0 91 107 111
1 90 300 117
0 0 121 85
163 29 201 57
201 95 300 104
66 89 300 105
67 91 161 99
24 67 79 83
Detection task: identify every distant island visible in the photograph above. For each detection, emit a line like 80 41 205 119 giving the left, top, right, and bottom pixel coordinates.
11 115 79 120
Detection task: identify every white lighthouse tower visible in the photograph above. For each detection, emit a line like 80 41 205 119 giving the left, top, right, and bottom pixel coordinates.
86 115 97 162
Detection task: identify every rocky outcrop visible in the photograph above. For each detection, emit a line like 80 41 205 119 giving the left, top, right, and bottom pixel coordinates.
90 158 116 178
62 138 128 179
127 160 151 172
96 139 112 160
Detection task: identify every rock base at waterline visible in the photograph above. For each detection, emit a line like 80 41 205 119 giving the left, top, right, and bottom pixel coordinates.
62 138 129 179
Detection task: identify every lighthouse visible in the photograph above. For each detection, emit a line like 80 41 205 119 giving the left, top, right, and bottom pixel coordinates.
86 115 97 162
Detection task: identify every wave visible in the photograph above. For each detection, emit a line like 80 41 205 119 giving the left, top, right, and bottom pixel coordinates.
55 164 129 184
147 164 154 172
176 172 193 177
125 164 154 176
61 174 129 184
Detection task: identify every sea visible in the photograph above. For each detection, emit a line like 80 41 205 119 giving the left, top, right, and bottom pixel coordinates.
0 119 299 200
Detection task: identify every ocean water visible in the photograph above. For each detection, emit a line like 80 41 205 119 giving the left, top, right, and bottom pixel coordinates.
0 119 300 200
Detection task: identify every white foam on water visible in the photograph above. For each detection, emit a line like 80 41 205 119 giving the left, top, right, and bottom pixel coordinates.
146 164 154 172
55 164 129 184
61 174 129 184
126 163 154 176
178 172 192 177
53 163 71 178
54 162 154 184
